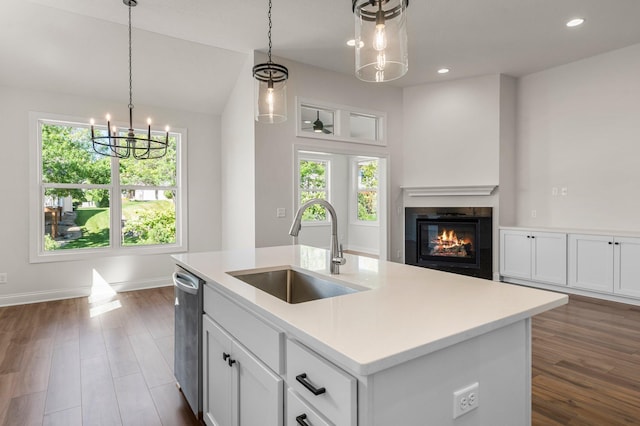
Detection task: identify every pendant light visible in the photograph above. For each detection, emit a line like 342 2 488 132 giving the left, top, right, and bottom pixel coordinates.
253 0 289 123
91 0 169 159
352 0 409 83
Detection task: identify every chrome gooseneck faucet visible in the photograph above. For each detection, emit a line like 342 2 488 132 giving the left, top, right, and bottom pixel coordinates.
289 199 346 274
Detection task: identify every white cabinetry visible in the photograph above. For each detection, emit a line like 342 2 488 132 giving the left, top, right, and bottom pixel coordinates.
202 290 283 426
286 339 357 426
569 234 640 297
500 229 567 285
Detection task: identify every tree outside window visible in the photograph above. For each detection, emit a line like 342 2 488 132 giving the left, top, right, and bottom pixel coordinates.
299 159 329 221
357 159 378 222
39 120 181 254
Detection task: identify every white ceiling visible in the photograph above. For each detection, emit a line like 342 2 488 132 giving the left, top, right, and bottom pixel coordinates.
3 0 640 114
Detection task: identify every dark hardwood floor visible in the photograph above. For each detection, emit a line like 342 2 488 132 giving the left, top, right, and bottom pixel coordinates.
1 287 639 425
532 294 640 425
0 286 200 426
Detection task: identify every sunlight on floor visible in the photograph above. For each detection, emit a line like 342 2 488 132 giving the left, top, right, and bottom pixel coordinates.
89 269 122 317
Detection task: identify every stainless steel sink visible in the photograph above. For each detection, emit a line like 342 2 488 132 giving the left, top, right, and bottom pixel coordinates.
229 268 363 304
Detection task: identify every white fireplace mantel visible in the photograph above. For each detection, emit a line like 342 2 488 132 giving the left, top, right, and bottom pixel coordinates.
401 185 497 197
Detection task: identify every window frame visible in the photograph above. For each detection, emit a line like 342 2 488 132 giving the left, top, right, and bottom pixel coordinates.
29 112 188 263
296 152 331 226
350 157 380 226
295 97 387 146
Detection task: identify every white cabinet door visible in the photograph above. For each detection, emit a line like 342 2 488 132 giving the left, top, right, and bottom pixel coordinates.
531 232 567 285
568 234 614 293
233 341 283 426
203 315 233 426
614 236 640 298
500 230 532 280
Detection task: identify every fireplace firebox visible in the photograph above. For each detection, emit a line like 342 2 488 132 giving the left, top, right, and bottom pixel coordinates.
405 207 492 280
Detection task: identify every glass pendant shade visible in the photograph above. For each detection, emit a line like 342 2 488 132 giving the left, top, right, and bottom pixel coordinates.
353 0 408 82
253 64 288 123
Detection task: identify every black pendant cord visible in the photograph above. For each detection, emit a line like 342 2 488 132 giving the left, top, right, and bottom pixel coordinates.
267 0 273 64
128 3 134 128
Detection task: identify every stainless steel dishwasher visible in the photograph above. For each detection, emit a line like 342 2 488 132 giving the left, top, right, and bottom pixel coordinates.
173 266 203 419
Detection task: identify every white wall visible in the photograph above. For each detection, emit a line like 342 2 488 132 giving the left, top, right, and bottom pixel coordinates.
253 57 404 261
402 75 501 187
0 85 221 305
516 43 640 231
221 54 256 250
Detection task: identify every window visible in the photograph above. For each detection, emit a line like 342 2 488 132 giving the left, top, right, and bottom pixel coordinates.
30 114 186 262
296 97 386 146
298 157 329 222
355 159 378 222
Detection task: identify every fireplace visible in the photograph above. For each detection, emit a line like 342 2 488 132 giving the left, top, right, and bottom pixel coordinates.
405 207 492 280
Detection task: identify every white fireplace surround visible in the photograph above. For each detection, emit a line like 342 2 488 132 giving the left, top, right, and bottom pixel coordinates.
401 185 497 197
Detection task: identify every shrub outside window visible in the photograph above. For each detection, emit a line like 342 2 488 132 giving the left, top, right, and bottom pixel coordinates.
356 159 378 222
298 158 329 222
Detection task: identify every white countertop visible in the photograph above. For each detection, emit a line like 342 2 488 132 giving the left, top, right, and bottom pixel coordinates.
173 245 567 376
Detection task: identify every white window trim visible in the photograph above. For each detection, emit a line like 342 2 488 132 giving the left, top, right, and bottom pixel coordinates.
28 111 188 263
295 97 387 146
296 152 331 226
350 157 380 226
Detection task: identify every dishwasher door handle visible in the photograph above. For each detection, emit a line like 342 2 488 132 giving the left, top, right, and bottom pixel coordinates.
173 272 199 295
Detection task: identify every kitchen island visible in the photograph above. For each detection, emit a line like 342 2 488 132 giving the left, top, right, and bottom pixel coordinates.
173 245 567 426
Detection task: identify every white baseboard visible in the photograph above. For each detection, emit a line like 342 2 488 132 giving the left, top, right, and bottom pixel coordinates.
0 277 172 307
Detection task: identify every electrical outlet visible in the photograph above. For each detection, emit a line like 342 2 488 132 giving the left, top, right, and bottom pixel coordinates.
561 187 568 196
453 382 479 419
552 187 558 196
0 273 7 284
531 210 537 218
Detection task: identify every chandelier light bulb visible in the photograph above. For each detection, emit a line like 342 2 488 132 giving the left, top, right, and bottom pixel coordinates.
106 114 111 121
373 24 387 51
147 117 152 125
90 118 95 125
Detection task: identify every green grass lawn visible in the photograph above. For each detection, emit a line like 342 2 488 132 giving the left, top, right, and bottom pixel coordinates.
57 200 174 250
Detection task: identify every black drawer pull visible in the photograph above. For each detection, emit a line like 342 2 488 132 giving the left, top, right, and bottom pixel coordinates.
296 373 326 395
223 352 230 361
228 358 236 367
615 242 620 245
296 413 310 426
608 241 613 245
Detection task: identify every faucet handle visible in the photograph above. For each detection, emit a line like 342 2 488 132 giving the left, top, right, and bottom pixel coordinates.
332 244 346 266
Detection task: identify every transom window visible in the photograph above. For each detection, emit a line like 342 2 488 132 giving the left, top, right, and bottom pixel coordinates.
30 114 187 262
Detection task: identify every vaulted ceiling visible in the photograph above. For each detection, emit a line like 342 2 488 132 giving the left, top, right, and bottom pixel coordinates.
3 0 640 114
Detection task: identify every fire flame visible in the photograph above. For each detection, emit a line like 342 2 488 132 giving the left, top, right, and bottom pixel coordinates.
430 228 473 257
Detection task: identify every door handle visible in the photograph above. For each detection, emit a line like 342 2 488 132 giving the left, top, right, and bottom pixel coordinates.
296 414 311 426
172 272 199 295
296 373 326 396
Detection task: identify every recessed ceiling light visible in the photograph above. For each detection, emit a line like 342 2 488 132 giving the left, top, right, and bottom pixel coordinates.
566 18 585 27
346 39 364 48
437 68 450 74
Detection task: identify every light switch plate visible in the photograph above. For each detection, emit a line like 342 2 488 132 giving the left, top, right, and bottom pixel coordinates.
276 208 286 218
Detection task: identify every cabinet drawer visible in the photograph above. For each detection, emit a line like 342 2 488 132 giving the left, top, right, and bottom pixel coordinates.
204 284 283 373
286 339 356 426
286 388 332 426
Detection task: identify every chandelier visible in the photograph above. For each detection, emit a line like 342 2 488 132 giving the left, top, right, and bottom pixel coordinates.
252 0 289 123
91 0 169 159
352 0 409 83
